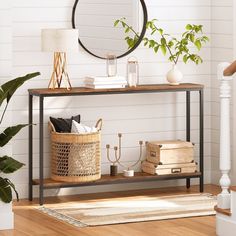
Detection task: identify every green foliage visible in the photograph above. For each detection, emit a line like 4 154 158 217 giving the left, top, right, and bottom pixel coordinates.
0 72 40 203
114 17 140 49
0 72 40 107
0 156 24 174
0 124 29 147
114 18 209 65
0 177 14 203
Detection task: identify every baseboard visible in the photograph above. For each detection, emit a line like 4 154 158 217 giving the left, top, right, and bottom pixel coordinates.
216 213 236 236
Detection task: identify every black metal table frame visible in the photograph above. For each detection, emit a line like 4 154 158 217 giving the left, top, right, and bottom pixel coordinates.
28 86 204 205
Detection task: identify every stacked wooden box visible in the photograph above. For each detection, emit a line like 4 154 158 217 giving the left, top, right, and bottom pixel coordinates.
141 140 197 175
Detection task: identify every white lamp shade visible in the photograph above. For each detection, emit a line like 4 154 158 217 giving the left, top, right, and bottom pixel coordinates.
41 29 79 52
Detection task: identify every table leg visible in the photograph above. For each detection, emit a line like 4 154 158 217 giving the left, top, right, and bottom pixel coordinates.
199 89 204 192
28 94 33 201
186 91 191 189
39 96 44 205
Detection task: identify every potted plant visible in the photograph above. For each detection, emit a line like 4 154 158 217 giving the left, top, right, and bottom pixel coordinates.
0 72 40 230
114 18 209 85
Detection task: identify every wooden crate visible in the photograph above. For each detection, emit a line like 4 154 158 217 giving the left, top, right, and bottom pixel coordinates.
146 140 194 165
141 160 197 175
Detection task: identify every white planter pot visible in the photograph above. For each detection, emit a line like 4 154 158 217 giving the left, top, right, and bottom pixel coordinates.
0 201 14 230
166 65 183 85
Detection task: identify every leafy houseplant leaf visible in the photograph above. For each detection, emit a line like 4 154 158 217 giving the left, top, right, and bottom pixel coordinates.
185 24 193 30
125 27 130 33
149 40 156 48
194 40 202 50
0 177 12 203
190 34 195 42
0 72 40 107
160 45 167 55
114 17 208 66
158 28 163 35
0 72 39 203
151 29 156 35
0 156 24 174
183 54 189 63
154 45 159 53
161 38 166 45
0 124 29 147
114 20 119 27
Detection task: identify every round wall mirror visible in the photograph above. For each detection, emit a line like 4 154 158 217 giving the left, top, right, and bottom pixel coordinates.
72 0 148 59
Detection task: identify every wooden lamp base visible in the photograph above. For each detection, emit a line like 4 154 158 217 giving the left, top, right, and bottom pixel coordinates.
48 52 72 90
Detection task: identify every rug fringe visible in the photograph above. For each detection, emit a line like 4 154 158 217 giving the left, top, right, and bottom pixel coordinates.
38 207 87 228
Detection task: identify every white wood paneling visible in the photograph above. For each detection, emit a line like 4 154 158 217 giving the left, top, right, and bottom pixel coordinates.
1 0 214 199
0 2 12 170
147 0 211 7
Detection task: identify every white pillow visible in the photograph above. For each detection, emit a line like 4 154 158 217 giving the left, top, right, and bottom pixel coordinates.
71 120 97 134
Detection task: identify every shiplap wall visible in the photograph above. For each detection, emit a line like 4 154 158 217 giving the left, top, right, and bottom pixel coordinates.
211 0 233 184
0 2 12 158
4 0 212 198
76 0 139 57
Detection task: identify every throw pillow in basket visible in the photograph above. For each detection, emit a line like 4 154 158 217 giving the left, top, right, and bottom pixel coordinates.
50 114 80 133
71 120 97 134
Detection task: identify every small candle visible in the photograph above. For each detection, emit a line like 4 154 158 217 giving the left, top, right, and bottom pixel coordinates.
127 57 139 87
106 54 117 77
128 73 137 87
110 165 118 176
123 169 134 177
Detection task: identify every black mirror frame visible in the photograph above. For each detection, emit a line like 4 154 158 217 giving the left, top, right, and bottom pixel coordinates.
72 0 148 59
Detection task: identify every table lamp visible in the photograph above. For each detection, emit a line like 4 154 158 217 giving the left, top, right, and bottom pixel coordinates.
41 29 78 89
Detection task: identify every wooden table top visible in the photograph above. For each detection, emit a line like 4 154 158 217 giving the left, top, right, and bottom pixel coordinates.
28 83 204 97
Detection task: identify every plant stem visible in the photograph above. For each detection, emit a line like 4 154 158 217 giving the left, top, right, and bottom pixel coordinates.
120 20 140 38
175 52 180 64
0 103 8 125
152 24 177 64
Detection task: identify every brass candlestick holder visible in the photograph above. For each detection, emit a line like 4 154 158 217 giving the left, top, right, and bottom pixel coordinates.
106 133 122 176
106 133 143 177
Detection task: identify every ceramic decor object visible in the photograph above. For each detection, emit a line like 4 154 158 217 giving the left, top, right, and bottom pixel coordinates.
166 65 183 85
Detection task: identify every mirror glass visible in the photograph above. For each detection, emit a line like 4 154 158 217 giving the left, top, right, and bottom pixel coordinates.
72 0 147 59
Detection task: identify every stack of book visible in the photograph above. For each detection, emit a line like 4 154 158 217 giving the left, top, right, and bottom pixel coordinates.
84 76 127 89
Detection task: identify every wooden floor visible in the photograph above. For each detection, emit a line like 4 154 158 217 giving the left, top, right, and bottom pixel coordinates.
0 184 219 236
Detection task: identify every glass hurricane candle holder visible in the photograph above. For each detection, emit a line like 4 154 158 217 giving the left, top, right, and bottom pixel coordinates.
127 57 139 87
106 54 117 77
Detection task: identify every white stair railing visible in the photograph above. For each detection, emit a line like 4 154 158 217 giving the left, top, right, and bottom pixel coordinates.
217 62 232 209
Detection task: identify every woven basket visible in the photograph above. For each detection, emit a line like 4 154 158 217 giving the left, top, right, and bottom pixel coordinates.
49 119 102 182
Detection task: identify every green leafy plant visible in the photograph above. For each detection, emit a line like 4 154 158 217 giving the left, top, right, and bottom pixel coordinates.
114 17 140 49
114 18 209 65
0 72 40 203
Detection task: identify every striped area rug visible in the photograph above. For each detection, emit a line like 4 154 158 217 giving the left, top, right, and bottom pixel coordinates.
38 193 216 228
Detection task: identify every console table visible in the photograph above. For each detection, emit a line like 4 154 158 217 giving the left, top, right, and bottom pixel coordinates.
28 83 204 205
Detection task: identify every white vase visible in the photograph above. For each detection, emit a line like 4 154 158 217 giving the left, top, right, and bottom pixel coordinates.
0 201 14 230
166 64 183 85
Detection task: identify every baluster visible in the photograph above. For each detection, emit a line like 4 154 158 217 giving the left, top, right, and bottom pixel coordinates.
217 62 232 209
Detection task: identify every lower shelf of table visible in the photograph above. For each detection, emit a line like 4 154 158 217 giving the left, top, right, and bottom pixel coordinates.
32 172 201 189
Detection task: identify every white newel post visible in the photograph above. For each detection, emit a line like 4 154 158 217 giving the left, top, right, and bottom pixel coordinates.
217 62 232 209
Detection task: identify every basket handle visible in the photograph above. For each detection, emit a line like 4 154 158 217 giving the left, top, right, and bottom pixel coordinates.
48 121 56 133
95 118 102 131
